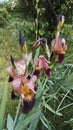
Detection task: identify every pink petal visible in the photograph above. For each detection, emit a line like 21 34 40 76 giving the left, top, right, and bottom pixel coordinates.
15 60 26 75
26 75 37 93
7 66 16 77
12 78 22 94
35 55 50 70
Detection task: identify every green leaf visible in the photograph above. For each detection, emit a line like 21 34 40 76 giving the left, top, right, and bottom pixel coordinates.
44 104 62 116
40 114 52 130
28 118 39 130
7 114 14 130
15 114 25 126
0 83 8 130
15 110 41 130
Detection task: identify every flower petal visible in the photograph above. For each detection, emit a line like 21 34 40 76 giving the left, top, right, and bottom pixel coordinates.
22 97 36 114
33 70 40 77
58 54 64 63
15 60 26 75
45 68 51 77
12 77 23 94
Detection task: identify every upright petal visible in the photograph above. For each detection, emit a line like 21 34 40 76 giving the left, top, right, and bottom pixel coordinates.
15 60 26 75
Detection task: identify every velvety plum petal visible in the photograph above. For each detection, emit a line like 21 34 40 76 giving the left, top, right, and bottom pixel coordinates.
45 68 50 77
58 54 64 63
34 86 38 91
22 97 36 114
33 70 40 77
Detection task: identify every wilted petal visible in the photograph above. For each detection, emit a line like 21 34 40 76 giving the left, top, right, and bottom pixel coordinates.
22 97 36 114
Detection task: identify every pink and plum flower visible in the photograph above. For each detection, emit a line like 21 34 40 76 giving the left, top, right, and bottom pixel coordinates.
22 97 36 114
21 75 37 101
7 58 38 113
21 75 37 114
35 55 51 77
51 38 67 63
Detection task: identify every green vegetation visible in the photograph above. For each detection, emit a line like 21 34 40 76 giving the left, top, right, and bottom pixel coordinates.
0 0 73 130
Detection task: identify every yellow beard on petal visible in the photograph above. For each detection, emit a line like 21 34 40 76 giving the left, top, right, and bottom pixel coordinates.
21 85 35 100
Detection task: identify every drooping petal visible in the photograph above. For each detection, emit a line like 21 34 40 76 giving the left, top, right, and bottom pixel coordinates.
22 97 36 114
45 68 51 77
35 55 50 70
33 70 40 77
58 54 64 63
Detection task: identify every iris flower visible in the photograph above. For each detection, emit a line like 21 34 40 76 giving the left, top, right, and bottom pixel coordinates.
21 75 37 101
7 56 26 95
51 38 67 63
35 55 51 77
7 58 38 113
21 75 37 114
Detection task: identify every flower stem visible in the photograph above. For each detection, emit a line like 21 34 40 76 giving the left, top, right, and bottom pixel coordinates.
13 96 21 128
